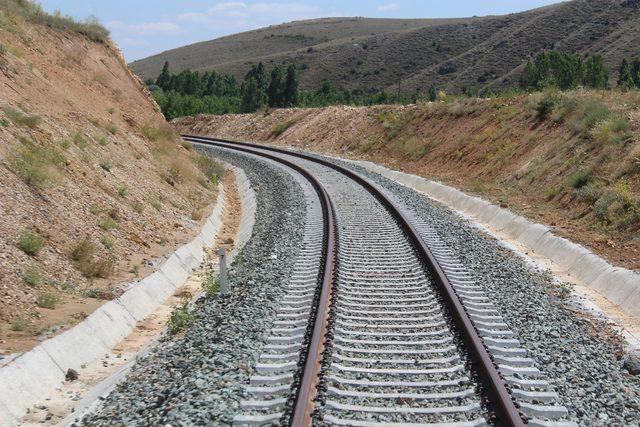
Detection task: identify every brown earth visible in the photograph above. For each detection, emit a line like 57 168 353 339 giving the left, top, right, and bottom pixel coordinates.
0 12 221 353
174 89 640 271
132 0 640 94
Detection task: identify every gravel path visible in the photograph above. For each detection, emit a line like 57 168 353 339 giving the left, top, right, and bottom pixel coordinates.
80 147 308 425
319 155 640 425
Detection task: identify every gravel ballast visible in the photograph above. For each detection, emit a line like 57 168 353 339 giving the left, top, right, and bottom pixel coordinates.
317 154 640 425
80 147 308 425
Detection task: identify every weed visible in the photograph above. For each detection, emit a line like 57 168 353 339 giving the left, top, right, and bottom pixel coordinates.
359 137 376 154
0 43 6 55
132 201 144 214
107 107 114 115
82 288 113 300
567 169 592 189
98 137 108 146
575 183 601 205
70 238 115 278
180 140 194 151
88 117 100 127
17 230 44 255
590 115 632 144
0 119 8 126
270 119 298 137
73 132 88 149
167 300 195 336
191 209 203 221
105 122 117 135
100 236 114 250
572 100 610 135
202 275 220 297
58 139 70 149
99 160 111 171
193 153 224 184
141 122 175 143
129 265 139 276
99 217 117 231
151 199 162 211
11 138 65 190
117 185 129 197
11 318 28 332
2 106 40 128
22 265 43 286
536 94 556 121
544 186 558 200
89 203 100 215
36 292 59 309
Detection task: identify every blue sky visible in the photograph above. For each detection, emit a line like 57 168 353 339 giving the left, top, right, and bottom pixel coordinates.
39 1 563 61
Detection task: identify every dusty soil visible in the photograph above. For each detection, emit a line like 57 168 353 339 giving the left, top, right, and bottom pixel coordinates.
0 16 219 354
17 169 241 426
174 91 640 271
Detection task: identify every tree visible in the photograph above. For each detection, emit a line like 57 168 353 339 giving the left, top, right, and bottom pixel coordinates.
618 58 633 89
156 61 171 90
427 84 437 102
284 64 299 107
632 57 640 88
583 54 608 89
245 62 269 94
268 65 285 107
241 77 266 113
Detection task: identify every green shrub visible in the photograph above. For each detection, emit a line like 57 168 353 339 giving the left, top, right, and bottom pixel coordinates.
132 201 144 213
591 115 632 144
99 217 117 231
17 230 44 255
11 138 65 190
202 275 220 298
567 169 592 189
36 292 59 309
167 301 195 336
536 94 556 121
2 106 40 128
270 119 298 137
22 265 43 286
73 132 88 149
117 185 129 197
572 100 611 134
544 186 558 200
70 238 116 278
100 236 114 250
575 183 601 204
11 317 28 331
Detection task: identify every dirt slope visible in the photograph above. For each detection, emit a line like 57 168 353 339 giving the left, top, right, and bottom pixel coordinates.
132 0 640 94
174 90 640 271
0 10 219 352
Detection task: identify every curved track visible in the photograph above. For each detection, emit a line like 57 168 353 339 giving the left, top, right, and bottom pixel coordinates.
186 135 567 427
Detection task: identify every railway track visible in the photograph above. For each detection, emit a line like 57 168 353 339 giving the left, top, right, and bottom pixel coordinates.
186 135 571 427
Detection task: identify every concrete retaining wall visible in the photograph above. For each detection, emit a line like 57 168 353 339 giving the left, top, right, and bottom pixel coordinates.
0 166 249 426
352 160 640 319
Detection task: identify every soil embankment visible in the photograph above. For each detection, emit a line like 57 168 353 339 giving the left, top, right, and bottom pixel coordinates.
0 8 220 354
174 91 640 271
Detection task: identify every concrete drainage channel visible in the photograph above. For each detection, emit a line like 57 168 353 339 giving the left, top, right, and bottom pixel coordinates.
0 161 255 426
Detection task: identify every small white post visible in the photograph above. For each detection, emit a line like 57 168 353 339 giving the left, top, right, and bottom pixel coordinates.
218 248 228 295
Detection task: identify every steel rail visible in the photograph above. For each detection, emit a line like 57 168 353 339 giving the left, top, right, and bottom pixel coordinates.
187 138 336 426
184 134 525 427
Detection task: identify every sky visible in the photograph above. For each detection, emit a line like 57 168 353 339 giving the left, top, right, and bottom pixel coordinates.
38 1 563 62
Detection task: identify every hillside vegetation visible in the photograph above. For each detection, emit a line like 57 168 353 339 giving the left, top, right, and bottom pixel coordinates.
175 89 640 271
0 1 220 353
132 0 640 95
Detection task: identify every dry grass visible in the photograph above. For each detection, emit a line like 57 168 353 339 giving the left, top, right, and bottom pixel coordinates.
10 137 65 191
70 237 115 278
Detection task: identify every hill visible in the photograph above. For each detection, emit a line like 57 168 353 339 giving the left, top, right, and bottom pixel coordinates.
131 0 640 95
0 1 219 353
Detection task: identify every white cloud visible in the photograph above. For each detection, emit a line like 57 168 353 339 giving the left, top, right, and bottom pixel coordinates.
107 20 180 36
177 2 321 29
377 2 398 12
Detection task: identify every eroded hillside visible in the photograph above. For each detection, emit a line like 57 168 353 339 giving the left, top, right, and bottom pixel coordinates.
0 6 220 352
175 90 640 270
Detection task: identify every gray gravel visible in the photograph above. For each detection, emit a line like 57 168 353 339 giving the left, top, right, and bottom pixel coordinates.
80 147 308 426
318 155 640 425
